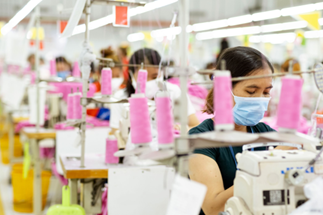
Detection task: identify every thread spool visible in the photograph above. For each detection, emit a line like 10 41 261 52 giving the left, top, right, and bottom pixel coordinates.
277 75 303 131
73 88 82 120
129 93 152 145
156 92 174 146
135 70 148 94
105 135 119 164
101 68 112 96
72 61 81 78
66 89 74 120
50 59 56 76
213 71 234 130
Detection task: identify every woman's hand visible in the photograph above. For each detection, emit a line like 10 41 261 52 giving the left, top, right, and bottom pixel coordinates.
174 124 181 131
275 145 298 150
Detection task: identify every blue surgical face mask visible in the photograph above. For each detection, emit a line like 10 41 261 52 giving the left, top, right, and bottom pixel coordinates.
232 92 271 126
57 71 70 79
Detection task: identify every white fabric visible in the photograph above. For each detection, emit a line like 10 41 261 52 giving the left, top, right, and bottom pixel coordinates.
111 78 124 92
109 85 196 129
110 89 128 129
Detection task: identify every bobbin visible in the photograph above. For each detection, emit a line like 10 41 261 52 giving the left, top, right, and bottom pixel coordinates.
213 70 234 131
49 59 56 77
276 75 303 133
105 135 119 164
101 67 112 97
129 93 152 147
66 88 74 120
72 61 81 78
156 91 174 149
135 69 148 94
73 88 83 120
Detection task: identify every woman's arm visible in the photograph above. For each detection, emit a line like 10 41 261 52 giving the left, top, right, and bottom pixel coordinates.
188 113 200 129
189 154 233 215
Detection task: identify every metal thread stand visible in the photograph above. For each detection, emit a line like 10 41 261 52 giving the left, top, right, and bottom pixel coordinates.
80 0 91 168
32 6 42 215
175 0 190 176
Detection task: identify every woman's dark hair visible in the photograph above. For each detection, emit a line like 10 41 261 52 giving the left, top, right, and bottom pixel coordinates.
204 46 274 114
56 56 68 64
99 46 121 72
126 48 161 97
56 56 71 71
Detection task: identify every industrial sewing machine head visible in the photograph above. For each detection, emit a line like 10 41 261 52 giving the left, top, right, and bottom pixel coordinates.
222 148 323 215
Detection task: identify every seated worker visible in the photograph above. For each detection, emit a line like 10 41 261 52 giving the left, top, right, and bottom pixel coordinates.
109 48 200 137
56 56 71 79
189 46 293 215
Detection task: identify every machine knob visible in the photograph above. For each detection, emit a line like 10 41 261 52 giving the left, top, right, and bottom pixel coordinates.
285 169 306 185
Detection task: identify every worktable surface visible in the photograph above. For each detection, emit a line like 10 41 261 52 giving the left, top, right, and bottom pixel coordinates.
60 153 125 179
13 117 29 124
22 127 56 139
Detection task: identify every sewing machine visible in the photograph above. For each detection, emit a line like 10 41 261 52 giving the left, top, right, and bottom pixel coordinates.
221 148 323 215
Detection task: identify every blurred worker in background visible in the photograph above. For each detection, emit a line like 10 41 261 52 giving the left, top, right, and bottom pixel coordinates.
118 43 130 87
27 54 45 70
281 58 301 75
109 48 200 137
56 56 71 79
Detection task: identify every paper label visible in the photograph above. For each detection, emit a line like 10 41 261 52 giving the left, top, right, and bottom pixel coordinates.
28 85 46 125
166 174 207 215
113 6 129 27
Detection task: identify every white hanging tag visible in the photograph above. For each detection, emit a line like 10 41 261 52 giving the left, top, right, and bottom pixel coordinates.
28 85 46 125
166 174 207 215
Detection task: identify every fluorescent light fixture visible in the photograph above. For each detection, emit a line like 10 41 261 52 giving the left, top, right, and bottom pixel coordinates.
192 19 228 32
249 33 296 44
1 0 42 35
167 35 176 40
281 4 315 16
26 30 32 39
213 26 261 38
319 18 323 25
72 0 178 36
315 2 323 10
304 30 323 38
249 35 261 43
228 14 252 26
196 20 307 41
129 0 177 16
73 15 114 35
155 37 163 42
196 31 213 40
150 26 181 38
261 21 307 33
186 25 193 33
197 26 261 40
252 10 281 21
127 32 144 42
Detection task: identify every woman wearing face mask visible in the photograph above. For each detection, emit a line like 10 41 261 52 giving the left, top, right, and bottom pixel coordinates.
56 56 72 79
109 48 199 135
188 46 281 215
